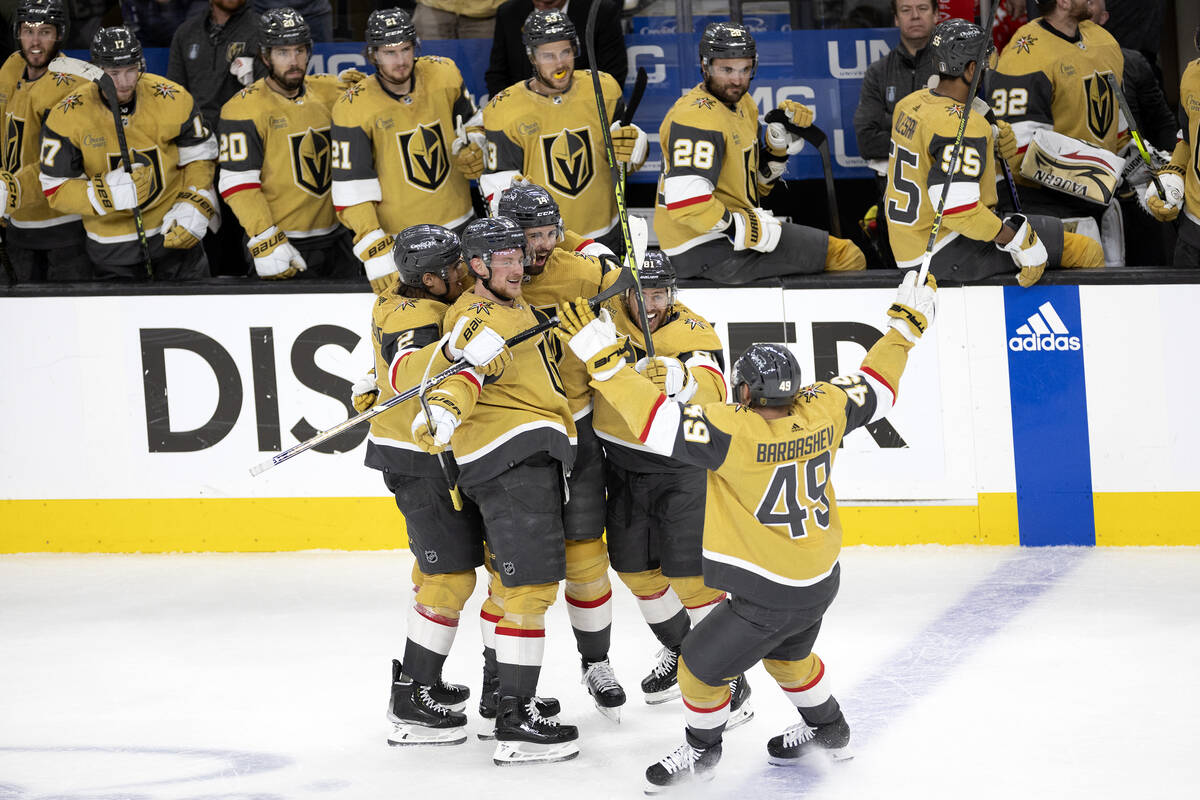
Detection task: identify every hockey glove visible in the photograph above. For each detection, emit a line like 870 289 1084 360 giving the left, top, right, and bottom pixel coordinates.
998 214 1048 288
886 271 937 344
447 315 512 377
351 369 379 413
249 226 307 279
161 187 217 250
337 68 367 89
0 169 18 215
993 119 1019 163
764 100 814 156
230 56 255 87
354 228 398 294
757 149 788 192
1144 164 1185 222
87 165 153 215
411 391 463 454
451 115 487 180
729 207 782 253
610 122 648 168
635 356 697 403
557 298 629 381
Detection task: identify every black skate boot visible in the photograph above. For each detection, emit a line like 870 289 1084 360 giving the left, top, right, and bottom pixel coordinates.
478 668 561 741
726 673 753 731
492 695 579 765
387 678 469 746
390 659 468 714
641 646 681 705
582 657 627 722
767 712 852 765
644 741 722 793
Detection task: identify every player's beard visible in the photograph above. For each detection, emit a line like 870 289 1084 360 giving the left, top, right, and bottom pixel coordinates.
379 61 414 89
271 66 306 94
705 76 746 106
526 244 553 276
1069 0 1091 22
534 64 572 94
20 42 57 70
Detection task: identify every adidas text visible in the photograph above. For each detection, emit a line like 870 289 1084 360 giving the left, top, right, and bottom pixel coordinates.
1008 334 1081 352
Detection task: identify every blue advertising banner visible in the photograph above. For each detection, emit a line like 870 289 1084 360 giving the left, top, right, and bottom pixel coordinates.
123 26 897 184
1003 285 1096 547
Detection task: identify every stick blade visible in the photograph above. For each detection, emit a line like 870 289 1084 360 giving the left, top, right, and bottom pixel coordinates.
628 214 648 273
49 56 103 82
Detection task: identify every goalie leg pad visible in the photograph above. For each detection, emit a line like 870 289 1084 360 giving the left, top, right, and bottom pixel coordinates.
1019 129 1126 206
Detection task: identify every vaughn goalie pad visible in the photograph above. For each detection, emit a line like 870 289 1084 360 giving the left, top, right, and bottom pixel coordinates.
1019 129 1126 205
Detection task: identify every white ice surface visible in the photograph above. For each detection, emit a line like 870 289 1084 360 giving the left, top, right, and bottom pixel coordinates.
2 546 1198 799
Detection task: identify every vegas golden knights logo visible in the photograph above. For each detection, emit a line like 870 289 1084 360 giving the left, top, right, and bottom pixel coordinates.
1083 72 1116 140
3 114 23 172
289 127 332 196
107 148 164 207
396 123 449 191
540 127 594 197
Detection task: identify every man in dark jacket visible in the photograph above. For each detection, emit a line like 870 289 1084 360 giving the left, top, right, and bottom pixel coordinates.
484 0 626 97
852 0 937 267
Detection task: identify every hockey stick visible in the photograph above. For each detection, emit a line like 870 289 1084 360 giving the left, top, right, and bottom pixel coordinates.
97 73 154 279
1103 72 1166 200
985 109 1022 212
616 67 647 187
918 17 995 286
249 267 636 476
585 0 655 358
417 361 465 511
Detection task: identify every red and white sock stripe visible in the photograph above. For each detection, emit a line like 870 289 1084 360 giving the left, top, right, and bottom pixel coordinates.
683 693 731 732
479 606 502 651
406 604 458 657
635 585 684 626
781 659 832 709
495 625 546 670
685 593 725 626
566 590 613 633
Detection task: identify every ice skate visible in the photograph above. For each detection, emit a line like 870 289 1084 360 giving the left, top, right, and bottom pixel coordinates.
725 674 753 731
387 679 468 747
643 741 722 793
767 713 852 765
641 646 681 704
492 696 579 765
389 659 468 715
477 669 561 740
581 657 627 722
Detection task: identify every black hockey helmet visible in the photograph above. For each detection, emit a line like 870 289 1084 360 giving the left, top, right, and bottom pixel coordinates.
366 7 418 49
929 18 993 78
90 26 143 69
497 183 563 235
394 224 462 289
260 7 312 49
731 343 801 408
461 216 529 276
638 250 676 289
522 9 579 61
13 0 68 42
699 22 757 76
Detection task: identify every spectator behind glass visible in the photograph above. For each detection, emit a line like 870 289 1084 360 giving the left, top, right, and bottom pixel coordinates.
122 0 207 47
169 0 264 276
852 0 937 267
992 0 1028 52
485 0 626 98
413 0 505 40
62 0 110 48
252 0 331 41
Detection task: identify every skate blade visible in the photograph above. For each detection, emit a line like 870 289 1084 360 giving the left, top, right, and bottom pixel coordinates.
643 685 681 705
643 771 716 794
594 702 622 723
767 745 854 767
724 703 754 731
387 723 468 747
493 739 580 766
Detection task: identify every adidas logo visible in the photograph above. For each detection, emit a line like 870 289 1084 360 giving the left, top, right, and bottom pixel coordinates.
1008 302 1081 352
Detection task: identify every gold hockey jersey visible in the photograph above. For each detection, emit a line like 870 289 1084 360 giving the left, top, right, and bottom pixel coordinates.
482 71 625 240
1175 59 1200 227
438 293 575 486
39 73 217 264
593 299 726 473
0 54 86 245
330 57 476 237
217 75 342 239
884 89 1004 267
590 328 915 607
655 83 762 255
989 19 1125 155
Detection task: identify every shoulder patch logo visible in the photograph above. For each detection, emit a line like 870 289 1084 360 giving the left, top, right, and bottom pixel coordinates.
50 72 75 86
683 317 706 330
692 96 716 110
798 384 825 402
1014 34 1036 54
467 300 494 315
150 82 179 100
237 84 260 100
56 93 83 112
342 82 364 102
489 89 509 108
396 123 449 192
945 103 964 119
395 298 418 310
540 127 594 197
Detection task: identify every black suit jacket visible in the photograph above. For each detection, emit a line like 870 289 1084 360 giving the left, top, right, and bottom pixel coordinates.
484 0 627 97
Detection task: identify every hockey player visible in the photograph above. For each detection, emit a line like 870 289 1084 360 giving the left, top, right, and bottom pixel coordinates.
1142 32 1199 267
986 0 1126 260
480 8 648 252
554 269 937 792
591 250 749 723
496 182 627 721
0 0 90 280
410 216 580 765
885 18 1103 283
654 22 867 284
40 26 218 279
355 223 514 746
217 8 354 280
331 7 484 294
